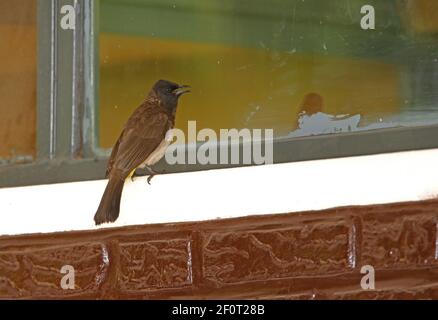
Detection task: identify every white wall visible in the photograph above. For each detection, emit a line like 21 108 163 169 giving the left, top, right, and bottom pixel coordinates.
1 148 437 236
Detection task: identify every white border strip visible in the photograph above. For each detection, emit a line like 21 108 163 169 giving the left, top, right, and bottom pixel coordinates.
1 148 438 236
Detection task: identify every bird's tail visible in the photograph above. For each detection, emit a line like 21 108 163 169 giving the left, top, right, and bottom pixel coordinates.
94 175 125 225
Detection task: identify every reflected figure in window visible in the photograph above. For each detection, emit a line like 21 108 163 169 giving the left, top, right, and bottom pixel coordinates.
289 93 361 138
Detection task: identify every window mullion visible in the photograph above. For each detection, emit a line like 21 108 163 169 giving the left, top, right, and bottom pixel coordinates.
36 0 54 161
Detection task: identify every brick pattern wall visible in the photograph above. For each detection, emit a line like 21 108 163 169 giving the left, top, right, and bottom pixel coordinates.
1 199 438 299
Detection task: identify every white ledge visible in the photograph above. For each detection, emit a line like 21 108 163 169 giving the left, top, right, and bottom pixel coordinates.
1 148 438 236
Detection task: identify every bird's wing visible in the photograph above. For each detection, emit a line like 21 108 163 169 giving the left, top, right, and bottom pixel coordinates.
107 111 171 177
106 134 122 178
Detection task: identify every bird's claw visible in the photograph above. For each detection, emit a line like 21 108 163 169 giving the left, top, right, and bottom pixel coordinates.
147 174 155 185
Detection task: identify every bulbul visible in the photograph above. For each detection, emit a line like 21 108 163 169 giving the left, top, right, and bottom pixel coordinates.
94 79 190 225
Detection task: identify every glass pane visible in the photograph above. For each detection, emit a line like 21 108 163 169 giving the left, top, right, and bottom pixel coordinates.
98 0 438 148
0 0 37 163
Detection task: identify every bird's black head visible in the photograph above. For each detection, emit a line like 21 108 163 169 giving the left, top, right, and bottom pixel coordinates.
152 79 190 113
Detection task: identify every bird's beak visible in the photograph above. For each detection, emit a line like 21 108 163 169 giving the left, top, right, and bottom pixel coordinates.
173 85 191 97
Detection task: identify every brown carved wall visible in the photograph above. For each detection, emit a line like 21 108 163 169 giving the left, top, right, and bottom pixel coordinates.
1 199 438 299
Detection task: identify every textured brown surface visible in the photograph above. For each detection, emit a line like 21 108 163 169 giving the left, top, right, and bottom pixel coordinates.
1 199 438 299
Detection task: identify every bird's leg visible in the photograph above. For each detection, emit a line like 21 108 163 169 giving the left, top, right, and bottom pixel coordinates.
145 166 158 185
130 169 139 182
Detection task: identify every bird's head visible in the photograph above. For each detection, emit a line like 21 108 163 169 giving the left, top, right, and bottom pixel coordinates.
151 79 190 113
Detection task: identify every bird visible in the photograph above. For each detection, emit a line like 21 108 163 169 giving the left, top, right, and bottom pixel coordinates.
94 79 190 225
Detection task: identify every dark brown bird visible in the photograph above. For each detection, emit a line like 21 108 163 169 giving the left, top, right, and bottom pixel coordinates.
94 80 190 225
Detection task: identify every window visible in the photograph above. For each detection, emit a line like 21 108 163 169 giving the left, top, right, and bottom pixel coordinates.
98 0 438 145
1 0 438 188
0 0 37 164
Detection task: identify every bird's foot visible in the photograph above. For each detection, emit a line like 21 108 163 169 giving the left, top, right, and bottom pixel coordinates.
130 170 139 182
145 166 166 185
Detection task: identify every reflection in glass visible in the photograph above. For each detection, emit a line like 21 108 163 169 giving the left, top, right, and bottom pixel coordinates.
0 0 36 162
99 0 438 148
